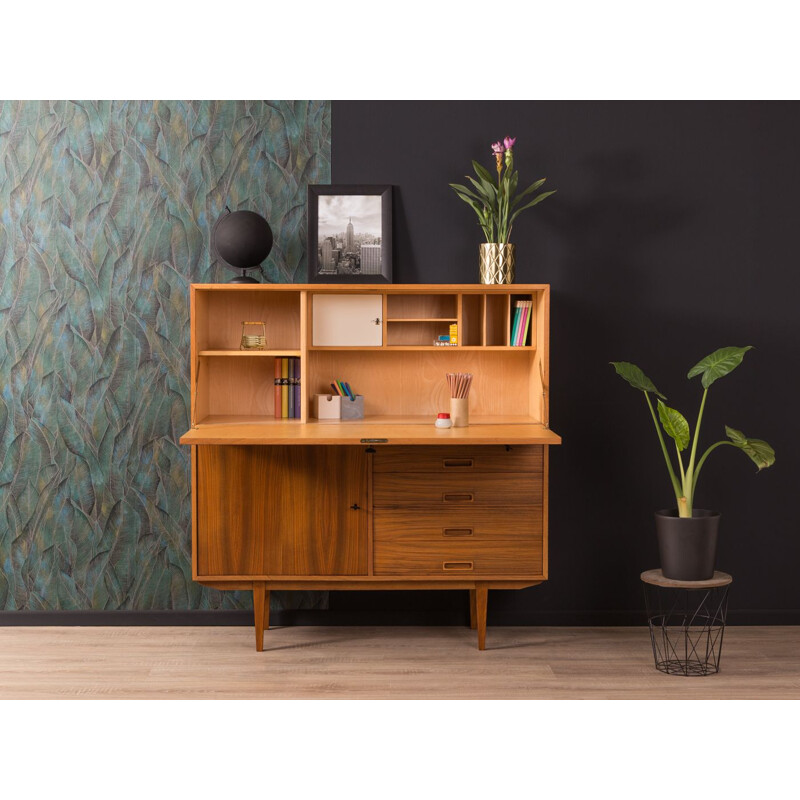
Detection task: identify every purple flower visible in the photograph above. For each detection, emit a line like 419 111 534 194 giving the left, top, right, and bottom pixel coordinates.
491 141 505 154
503 136 516 150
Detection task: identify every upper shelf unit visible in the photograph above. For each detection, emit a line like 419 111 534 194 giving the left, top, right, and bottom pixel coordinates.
189 284 550 428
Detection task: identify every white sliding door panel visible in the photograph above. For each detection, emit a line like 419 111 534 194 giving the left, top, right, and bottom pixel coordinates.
312 294 383 347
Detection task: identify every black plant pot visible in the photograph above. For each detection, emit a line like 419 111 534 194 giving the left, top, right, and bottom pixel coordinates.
655 509 720 581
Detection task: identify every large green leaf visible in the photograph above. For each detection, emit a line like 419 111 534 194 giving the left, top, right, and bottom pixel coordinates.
610 362 666 398
688 346 753 389
725 426 776 470
658 400 690 451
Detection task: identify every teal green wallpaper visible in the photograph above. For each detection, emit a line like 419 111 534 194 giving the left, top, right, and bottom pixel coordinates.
0 100 331 610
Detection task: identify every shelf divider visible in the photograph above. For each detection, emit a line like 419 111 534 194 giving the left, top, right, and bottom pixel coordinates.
199 350 302 357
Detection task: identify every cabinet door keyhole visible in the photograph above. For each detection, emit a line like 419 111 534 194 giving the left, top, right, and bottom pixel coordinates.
350 503 361 510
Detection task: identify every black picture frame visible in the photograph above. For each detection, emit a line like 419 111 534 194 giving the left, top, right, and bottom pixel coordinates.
307 185 392 283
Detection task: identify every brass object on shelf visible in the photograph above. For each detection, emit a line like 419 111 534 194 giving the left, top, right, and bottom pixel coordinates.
240 321 267 350
479 243 516 284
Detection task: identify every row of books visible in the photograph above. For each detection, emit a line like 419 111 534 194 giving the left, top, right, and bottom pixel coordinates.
511 300 533 347
274 357 301 419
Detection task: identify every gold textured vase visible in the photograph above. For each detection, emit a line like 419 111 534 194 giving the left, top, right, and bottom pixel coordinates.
479 243 516 284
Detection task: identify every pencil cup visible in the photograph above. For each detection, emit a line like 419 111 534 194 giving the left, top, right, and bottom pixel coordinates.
450 397 469 427
341 395 365 420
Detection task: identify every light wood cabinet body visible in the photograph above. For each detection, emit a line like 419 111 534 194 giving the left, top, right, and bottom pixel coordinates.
180 284 561 651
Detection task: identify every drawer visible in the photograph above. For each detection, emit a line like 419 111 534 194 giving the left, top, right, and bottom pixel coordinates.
374 540 543 576
372 472 542 507
373 445 543 474
374 507 542 544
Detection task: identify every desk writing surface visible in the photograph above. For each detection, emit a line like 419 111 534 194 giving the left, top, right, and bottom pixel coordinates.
180 416 562 446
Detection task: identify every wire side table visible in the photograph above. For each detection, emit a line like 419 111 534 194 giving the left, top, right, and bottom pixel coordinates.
641 569 732 676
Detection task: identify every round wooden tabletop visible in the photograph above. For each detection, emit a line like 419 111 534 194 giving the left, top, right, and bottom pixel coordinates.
640 569 732 589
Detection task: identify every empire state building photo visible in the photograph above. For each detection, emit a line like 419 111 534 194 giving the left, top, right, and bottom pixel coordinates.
313 191 385 279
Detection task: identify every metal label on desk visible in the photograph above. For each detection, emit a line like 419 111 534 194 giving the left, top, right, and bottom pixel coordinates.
360 438 388 443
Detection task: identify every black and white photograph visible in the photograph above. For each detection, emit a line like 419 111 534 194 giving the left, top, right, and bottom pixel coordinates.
307 185 392 282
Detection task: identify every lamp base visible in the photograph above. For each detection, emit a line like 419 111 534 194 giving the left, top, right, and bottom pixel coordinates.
228 267 263 284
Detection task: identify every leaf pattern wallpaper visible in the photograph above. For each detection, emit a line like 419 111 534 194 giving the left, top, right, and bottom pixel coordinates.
0 100 331 611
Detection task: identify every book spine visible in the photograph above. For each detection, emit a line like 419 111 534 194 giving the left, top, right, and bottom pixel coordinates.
281 357 289 419
288 357 295 419
274 357 281 419
521 300 532 347
511 302 522 346
294 357 301 419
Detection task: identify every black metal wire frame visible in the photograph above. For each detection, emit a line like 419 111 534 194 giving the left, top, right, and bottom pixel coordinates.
643 583 730 676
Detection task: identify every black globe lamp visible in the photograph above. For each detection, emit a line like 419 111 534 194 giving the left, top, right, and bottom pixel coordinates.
211 209 274 283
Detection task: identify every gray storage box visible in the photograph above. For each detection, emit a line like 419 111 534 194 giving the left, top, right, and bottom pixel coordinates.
340 395 364 420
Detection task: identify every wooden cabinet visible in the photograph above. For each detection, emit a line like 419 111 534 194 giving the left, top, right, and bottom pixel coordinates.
181 284 561 652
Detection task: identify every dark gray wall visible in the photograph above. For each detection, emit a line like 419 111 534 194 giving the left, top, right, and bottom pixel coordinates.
331 100 799 623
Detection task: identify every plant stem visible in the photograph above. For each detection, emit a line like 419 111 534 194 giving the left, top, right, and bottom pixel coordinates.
644 392 683 508
684 386 709 516
498 171 505 243
675 442 686 486
691 440 733 494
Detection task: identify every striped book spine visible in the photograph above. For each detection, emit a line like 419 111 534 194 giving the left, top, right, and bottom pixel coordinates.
281 357 289 419
288 357 295 419
294 358 301 418
274 358 281 419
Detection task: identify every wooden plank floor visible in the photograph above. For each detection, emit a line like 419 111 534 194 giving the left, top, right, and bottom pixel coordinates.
1 626 798 699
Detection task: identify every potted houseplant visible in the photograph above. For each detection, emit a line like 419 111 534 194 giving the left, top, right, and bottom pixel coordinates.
611 346 775 580
450 137 555 284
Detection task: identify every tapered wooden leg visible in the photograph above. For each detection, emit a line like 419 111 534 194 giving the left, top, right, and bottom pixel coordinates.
475 585 488 651
264 589 270 631
253 581 267 652
469 589 477 629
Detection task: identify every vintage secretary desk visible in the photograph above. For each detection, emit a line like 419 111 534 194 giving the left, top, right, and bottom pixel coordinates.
179 284 561 651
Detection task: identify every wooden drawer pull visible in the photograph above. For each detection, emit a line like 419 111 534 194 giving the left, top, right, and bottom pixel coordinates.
443 561 474 571
443 528 474 537
442 493 474 503
443 458 474 468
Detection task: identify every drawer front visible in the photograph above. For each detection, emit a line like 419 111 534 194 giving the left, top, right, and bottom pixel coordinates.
373 472 542 507
374 507 542 544
373 445 543 474
374 540 543 576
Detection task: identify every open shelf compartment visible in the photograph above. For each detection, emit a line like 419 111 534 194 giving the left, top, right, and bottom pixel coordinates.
196 288 301 352
194 354 304 424
385 293 458 320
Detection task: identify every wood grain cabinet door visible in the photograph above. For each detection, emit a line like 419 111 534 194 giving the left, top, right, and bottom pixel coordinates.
197 445 368 577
